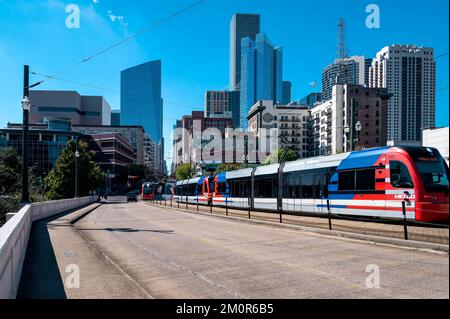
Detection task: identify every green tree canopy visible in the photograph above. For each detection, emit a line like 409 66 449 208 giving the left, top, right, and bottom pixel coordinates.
175 163 194 181
217 163 245 173
44 140 105 200
0 147 21 195
262 148 299 165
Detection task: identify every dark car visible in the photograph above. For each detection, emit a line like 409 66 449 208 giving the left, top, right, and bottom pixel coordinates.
127 191 138 202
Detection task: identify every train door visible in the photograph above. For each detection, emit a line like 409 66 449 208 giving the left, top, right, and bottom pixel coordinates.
313 173 323 214
386 153 415 219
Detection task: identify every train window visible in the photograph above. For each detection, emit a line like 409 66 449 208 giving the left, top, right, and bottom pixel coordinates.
255 176 276 198
355 169 375 190
390 161 414 189
338 170 356 191
301 173 314 198
313 174 322 198
216 182 227 193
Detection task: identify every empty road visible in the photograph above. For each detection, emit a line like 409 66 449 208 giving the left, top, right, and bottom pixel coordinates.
19 197 449 298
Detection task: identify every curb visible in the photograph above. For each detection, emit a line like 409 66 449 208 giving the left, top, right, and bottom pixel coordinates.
69 202 102 224
142 201 449 253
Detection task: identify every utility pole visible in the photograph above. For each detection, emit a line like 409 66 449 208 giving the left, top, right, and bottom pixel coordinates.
21 65 30 204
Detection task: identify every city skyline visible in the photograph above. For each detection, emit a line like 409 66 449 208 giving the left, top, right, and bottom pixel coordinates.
0 0 448 167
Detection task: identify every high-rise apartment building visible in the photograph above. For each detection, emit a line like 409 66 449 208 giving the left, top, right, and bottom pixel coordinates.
369 45 436 144
230 14 260 91
121 60 163 144
321 56 371 101
310 84 391 156
240 33 283 129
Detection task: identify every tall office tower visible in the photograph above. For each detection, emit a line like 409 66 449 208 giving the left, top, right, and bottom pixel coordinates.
121 60 163 144
282 81 292 104
369 45 436 144
204 90 240 128
321 56 368 101
240 33 283 129
230 14 260 91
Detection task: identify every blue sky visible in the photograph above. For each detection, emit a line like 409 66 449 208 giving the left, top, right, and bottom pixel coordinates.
0 0 448 165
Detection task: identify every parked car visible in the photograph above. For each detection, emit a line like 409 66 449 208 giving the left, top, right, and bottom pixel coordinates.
127 191 138 202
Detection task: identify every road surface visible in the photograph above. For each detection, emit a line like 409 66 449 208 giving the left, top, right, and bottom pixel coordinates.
19 197 449 298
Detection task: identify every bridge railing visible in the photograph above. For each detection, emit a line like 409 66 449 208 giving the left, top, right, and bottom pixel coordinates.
0 196 97 299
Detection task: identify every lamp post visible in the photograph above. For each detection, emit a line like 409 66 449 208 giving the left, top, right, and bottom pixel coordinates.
74 141 80 198
20 73 31 205
354 121 362 150
344 125 350 152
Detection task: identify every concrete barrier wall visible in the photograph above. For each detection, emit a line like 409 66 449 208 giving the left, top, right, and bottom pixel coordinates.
0 197 96 299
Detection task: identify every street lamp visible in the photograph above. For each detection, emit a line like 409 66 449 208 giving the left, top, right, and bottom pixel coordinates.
20 65 31 205
355 121 362 150
344 125 350 152
74 142 80 198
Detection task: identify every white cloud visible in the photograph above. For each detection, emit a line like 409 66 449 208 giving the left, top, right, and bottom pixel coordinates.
107 10 124 22
93 0 100 4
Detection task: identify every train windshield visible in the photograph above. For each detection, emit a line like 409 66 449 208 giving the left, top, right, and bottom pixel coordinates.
143 184 153 194
414 157 449 193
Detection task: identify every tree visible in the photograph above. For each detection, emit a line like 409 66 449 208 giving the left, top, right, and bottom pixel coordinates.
262 148 298 165
0 148 22 222
44 140 105 200
217 163 244 173
175 163 194 180
0 148 21 195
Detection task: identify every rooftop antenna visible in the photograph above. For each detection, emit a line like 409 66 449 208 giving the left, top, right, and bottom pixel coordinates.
336 17 348 59
336 17 349 85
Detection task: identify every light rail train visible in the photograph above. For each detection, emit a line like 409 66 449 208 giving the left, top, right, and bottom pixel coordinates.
174 146 449 222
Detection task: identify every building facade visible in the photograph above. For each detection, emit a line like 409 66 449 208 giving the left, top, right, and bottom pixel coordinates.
321 56 370 101
422 127 449 165
72 124 145 165
310 84 390 156
299 93 322 108
144 134 163 178
0 120 84 176
369 45 436 144
111 110 121 126
230 13 260 92
204 90 240 127
240 33 283 129
29 90 111 126
121 60 163 144
247 100 311 159
172 112 234 168
282 81 292 105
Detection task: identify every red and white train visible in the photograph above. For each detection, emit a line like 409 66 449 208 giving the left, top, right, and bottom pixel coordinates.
175 146 449 223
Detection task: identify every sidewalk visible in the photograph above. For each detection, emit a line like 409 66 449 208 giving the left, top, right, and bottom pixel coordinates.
17 203 151 299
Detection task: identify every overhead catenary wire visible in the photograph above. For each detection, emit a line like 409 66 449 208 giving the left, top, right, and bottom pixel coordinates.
28 0 206 88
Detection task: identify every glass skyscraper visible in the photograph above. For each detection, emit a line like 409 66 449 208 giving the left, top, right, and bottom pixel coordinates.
121 60 162 144
230 14 260 92
240 33 283 129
